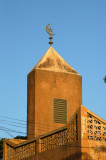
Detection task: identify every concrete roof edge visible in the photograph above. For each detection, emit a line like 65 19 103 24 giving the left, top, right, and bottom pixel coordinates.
39 126 67 139
3 138 38 148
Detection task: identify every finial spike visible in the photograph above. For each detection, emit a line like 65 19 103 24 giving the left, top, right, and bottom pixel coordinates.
46 24 55 46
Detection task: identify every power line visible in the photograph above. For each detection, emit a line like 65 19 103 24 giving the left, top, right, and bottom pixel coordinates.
1 125 105 151
0 120 26 128
0 115 26 122
0 116 59 128
0 116 66 129
0 116 65 128
0 118 65 129
0 125 55 136
0 119 105 142
0 119 26 126
0 121 55 132
0 126 26 135
2 130 14 138
0 121 56 134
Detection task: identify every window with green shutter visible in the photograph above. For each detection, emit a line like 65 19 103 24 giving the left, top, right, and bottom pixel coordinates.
54 98 67 124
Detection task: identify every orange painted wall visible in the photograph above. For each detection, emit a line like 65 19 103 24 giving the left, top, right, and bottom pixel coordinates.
27 70 35 138
81 105 106 160
27 69 82 139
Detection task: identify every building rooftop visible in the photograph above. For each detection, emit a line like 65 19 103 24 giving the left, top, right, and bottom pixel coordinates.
30 46 80 75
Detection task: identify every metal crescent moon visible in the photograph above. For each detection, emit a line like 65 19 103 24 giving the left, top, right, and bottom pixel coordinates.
46 24 55 36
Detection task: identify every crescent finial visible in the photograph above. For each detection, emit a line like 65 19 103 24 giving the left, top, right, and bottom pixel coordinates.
46 24 55 46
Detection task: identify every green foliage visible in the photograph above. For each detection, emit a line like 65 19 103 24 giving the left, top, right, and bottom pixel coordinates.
0 139 3 158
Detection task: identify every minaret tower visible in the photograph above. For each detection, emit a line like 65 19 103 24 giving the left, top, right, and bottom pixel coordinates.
27 25 82 139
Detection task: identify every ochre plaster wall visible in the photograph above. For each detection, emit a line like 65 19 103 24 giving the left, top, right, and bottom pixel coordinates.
27 70 35 139
4 106 106 160
81 105 106 160
27 69 82 139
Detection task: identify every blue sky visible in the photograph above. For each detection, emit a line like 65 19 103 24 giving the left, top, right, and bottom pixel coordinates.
0 0 106 139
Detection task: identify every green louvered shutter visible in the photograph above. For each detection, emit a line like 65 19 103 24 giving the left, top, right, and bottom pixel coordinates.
54 98 67 124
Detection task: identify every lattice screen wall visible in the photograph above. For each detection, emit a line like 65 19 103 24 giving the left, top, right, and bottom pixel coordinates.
67 115 78 143
5 111 106 160
41 129 67 152
5 114 78 160
87 113 106 141
6 141 36 160
40 115 78 152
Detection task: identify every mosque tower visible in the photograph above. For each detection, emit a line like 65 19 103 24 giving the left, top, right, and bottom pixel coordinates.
3 25 106 160
27 25 82 139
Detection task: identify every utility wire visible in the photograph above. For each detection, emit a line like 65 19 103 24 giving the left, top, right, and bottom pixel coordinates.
0 122 105 143
1 125 104 142
0 120 67 135
0 126 26 135
0 120 26 128
2 129 14 138
0 116 65 128
0 115 26 122
0 120 105 139
0 125 56 135
0 117 105 141
0 118 65 129
0 125 53 136
0 119 26 126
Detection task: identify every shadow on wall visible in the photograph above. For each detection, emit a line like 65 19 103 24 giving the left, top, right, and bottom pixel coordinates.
61 152 93 160
94 145 106 153
93 145 106 160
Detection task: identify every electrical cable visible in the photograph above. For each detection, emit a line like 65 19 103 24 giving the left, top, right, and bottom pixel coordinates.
0 117 105 142
0 116 66 128
0 120 26 128
0 115 26 122
0 125 55 136
0 123 105 141
0 118 65 129
0 119 26 126
0 126 26 135
2 130 14 138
